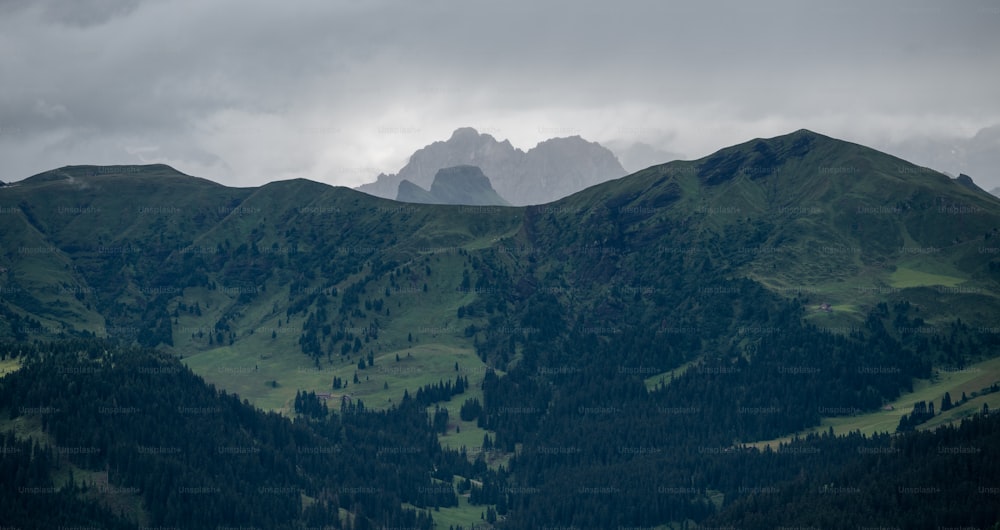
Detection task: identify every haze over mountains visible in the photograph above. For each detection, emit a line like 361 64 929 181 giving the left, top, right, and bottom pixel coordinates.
396 165 509 206
356 127 627 205
2 129 1000 529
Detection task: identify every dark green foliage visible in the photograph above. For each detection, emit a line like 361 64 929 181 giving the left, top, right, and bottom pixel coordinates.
941 391 953 411
459 398 482 421
897 400 935 432
413 376 468 406
294 390 328 419
704 414 1000 529
0 432 134 529
697 149 747 186
0 340 486 528
431 405 449 433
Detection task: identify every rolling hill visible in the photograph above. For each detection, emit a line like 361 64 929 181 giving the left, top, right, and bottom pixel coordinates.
3 129 1000 528
1 130 999 404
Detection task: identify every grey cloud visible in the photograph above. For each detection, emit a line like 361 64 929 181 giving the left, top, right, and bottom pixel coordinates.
1 0 998 188
883 125 1000 187
0 0 140 27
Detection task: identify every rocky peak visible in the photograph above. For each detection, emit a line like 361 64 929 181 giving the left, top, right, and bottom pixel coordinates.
358 127 626 205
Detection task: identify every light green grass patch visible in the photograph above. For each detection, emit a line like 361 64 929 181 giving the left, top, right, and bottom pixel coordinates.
644 359 697 391
182 339 493 415
406 476 499 529
889 267 965 289
0 410 50 445
176 248 500 415
434 399 509 468
917 392 1000 432
749 356 1000 449
0 357 22 378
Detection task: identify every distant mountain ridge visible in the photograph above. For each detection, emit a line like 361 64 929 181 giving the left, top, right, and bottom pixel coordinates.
356 127 626 205
396 165 509 206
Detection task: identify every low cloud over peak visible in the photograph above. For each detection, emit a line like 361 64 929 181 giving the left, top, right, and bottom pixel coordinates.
1 0 997 188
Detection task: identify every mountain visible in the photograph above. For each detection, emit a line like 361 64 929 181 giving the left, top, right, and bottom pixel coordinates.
396 179 437 203
518 135 627 204
3 130 1000 378
3 130 999 380
554 129 1000 310
598 139 684 174
990 186 1000 198
356 127 520 200
356 127 626 205
395 165 509 206
3 129 1000 528
954 173 987 194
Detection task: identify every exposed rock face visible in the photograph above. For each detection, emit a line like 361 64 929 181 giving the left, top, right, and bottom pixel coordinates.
395 179 436 203
396 165 508 206
358 127 626 205
519 136 627 204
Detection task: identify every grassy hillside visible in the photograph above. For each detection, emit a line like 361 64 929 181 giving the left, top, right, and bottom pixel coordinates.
750 355 1000 449
2 131 999 417
545 129 1000 329
1 166 524 415
3 130 1000 529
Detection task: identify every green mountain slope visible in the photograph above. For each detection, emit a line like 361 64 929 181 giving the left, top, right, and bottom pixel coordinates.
539 129 1000 327
1 130 998 413
3 129 1000 528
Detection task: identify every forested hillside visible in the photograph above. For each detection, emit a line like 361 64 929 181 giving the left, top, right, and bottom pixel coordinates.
2 130 1000 527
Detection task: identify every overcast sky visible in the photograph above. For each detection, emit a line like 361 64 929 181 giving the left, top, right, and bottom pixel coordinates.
2 0 998 190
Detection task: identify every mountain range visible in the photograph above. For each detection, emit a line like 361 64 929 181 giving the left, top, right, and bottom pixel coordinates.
2 129 1000 529
2 128 999 381
356 127 626 205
